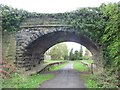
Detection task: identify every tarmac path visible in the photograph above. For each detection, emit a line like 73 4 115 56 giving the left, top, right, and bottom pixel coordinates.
40 61 85 88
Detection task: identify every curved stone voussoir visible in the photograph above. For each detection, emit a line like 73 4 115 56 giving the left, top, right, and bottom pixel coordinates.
29 35 37 41
39 31 45 36
16 17 101 72
17 46 25 50
35 32 41 37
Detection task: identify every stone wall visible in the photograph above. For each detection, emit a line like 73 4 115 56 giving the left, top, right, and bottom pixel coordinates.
16 17 101 71
2 32 16 64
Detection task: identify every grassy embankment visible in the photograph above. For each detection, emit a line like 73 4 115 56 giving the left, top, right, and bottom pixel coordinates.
2 60 68 88
45 60 68 71
74 60 119 88
44 60 66 64
2 73 53 88
74 60 98 88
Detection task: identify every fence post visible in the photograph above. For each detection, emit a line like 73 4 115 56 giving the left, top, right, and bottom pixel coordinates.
91 63 94 74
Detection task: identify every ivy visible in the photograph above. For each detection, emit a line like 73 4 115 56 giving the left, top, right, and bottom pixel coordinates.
1 3 119 76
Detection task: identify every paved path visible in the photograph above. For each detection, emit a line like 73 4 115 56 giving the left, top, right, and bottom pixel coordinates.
40 61 85 88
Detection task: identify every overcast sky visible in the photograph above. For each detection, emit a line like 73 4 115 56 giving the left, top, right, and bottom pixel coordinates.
0 0 119 53
0 0 119 13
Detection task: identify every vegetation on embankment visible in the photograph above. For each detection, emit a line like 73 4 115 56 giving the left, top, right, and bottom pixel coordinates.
81 60 93 64
48 61 68 71
1 2 120 88
2 73 53 88
1 3 119 72
74 60 119 88
80 74 98 88
44 60 67 64
81 71 119 88
73 60 97 88
73 60 89 72
2 60 68 88
66 3 120 78
43 60 68 71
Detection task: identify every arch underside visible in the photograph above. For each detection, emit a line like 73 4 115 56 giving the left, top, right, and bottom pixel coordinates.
16 28 100 71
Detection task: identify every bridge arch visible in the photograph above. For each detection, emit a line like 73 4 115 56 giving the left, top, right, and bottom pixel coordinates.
16 26 100 71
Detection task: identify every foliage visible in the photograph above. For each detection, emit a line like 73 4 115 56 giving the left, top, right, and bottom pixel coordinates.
2 3 119 72
81 74 98 88
45 43 68 60
81 69 119 88
69 48 74 60
49 62 68 71
74 50 80 60
1 4 28 33
73 60 89 72
0 61 16 79
65 3 119 78
69 46 83 60
85 71 119 88
81 60 93 64
78 46 83 59
44 60 66 64
99 3 120 72
64 7 105 44
1 2 120 87
2 73 53 88
95 71 119 88
1 4 31 63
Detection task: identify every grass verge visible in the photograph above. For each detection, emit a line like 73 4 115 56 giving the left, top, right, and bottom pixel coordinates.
73 60 89 72
74 60 119 88
81 73 98 88
73 60 98 88
44 60 66 64
49 62 68 71
2 73 53 88
81 60 93 64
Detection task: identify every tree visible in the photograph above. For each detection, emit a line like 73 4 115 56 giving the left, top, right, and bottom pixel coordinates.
45 43 68 60
69 47 83 60
79 46 83 59
74 50 79 60
69 48 74 60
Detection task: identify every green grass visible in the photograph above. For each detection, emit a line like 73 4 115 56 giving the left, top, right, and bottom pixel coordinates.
81 60 93 64
73 60 89 72
74 60 98 88
81 74 98 88
81 72 119 88
2 73 53 88
2 61 68 88
49 62 68 71
44 60 66 64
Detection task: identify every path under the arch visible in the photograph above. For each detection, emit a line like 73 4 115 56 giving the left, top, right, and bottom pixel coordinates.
40 61 85 88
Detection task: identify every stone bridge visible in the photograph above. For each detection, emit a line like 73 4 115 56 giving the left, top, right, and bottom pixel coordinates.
16 16 100 71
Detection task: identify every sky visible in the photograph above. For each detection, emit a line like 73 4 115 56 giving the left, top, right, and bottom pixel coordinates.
64 42 87 55
0 0 119 53
0 0 119 13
